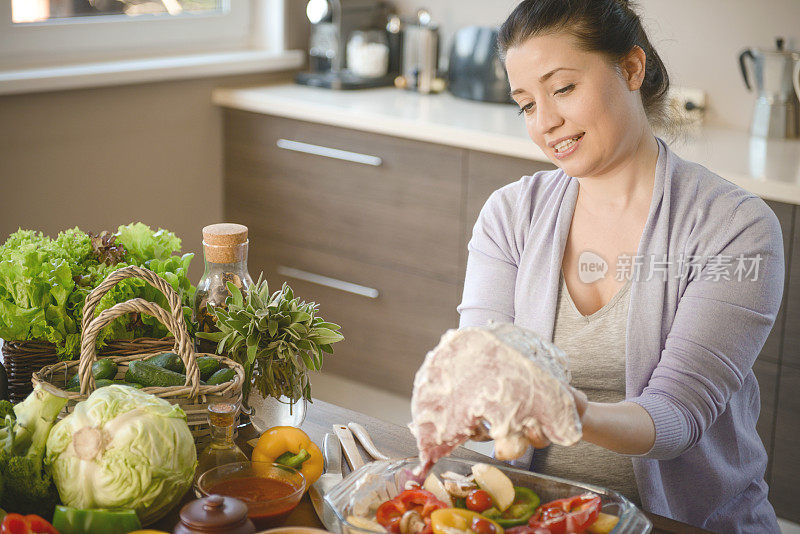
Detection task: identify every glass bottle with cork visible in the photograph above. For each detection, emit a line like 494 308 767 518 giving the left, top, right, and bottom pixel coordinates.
194 223 254 354
194 402 248 496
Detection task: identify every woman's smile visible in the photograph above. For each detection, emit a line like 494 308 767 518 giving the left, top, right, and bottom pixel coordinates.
551 133 585 158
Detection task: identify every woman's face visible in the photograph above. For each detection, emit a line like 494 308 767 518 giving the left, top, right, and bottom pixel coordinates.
505 32 647 178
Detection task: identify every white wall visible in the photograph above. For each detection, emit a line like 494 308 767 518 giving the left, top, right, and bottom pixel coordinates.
389 0 800 130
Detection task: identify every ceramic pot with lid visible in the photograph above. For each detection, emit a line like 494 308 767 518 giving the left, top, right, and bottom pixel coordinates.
173 494 256 534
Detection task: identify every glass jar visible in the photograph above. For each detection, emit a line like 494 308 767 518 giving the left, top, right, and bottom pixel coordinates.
347 30 390 78
193 223 254 354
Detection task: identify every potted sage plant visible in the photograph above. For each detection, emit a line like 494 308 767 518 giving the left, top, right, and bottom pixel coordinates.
196 275 344 429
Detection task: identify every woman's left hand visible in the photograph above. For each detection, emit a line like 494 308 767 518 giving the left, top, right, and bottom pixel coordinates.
524 385 589 449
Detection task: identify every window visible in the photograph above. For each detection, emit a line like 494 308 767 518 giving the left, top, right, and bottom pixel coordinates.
11 1 224 23
0 0 284 70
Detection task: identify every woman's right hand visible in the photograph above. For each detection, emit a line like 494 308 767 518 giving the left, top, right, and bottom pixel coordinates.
470 386 589 449
525 386 588 448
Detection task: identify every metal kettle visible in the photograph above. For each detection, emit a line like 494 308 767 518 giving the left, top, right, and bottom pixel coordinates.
739 37 800 138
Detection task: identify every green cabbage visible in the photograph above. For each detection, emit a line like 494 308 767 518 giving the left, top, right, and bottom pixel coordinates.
44 385 197 525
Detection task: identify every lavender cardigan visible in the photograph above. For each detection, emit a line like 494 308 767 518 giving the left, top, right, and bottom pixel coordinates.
458 137 783 533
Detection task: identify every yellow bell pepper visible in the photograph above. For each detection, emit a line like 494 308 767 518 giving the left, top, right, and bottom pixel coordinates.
252 426 324 486
431 509 504 534
587 512 620 534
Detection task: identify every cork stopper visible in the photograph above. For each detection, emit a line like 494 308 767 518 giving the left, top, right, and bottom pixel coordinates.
202 223 248 264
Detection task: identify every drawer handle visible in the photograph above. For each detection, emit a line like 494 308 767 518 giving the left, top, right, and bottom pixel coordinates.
276 138 383 167
277 266 380 299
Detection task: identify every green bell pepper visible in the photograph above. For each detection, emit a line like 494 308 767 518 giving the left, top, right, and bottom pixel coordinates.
51 506 142 534
482 487 541 528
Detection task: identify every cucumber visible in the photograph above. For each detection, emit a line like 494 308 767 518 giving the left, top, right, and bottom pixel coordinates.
66 378 115 393
206 367 235 385
66 359 118 390
66 374 80 390
125 361 186 388
146 352 185 373
94 359 118 380
196 357 221 381
121 381 144 389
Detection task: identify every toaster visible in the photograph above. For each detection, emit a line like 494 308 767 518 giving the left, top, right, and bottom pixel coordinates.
447 25 514 104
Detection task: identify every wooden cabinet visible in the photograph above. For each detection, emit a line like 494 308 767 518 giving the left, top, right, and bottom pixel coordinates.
769 201 800 522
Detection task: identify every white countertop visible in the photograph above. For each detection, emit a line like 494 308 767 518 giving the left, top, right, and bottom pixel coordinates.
212 83 800 205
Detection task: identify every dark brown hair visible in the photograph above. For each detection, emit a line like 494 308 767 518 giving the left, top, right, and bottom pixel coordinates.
498 0 670 128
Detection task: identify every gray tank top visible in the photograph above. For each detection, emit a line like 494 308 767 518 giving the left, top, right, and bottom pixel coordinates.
532 270 641 506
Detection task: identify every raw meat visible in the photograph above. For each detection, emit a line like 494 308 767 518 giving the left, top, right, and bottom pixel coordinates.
409 323 582 472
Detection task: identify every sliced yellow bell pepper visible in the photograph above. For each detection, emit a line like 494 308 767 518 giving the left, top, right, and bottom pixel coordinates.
252 426 324 486
431 508 504 534
587 512 620 534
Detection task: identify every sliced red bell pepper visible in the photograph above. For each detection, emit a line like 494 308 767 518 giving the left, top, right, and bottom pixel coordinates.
376 489 449 534
0 514 29 534
0 514 59 534
22 517 58 534
376 500 405 533
527 493 601 534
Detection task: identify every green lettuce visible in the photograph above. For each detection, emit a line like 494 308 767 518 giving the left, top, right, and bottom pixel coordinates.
0 231 81 351
0 223 195 359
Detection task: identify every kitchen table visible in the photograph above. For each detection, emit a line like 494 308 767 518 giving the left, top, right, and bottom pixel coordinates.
154 399 713 534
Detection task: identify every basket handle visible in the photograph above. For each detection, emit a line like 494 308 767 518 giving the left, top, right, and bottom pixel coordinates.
82 265 184 333
78 266 199 397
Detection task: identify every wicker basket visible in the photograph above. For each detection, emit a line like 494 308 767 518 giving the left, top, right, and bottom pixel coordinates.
32 265 245 442
2 338 175 403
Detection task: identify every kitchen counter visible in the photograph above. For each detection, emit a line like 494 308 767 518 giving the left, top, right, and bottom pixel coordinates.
212 83 800 205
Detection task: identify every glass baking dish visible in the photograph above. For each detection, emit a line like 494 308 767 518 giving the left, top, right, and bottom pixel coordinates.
324 457 651 534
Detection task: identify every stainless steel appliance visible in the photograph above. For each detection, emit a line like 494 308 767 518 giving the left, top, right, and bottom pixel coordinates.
394 9 443 94
739 38 800 138
296 0 400 90
448 25 513 104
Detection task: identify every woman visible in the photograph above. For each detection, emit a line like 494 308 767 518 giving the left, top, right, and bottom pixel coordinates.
457 0 783 532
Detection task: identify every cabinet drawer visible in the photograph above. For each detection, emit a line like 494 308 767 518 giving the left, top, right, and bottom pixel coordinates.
224 110 464 282
249 239 460 397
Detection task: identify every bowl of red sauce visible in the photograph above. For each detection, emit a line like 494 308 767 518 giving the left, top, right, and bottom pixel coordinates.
197 461 306 529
